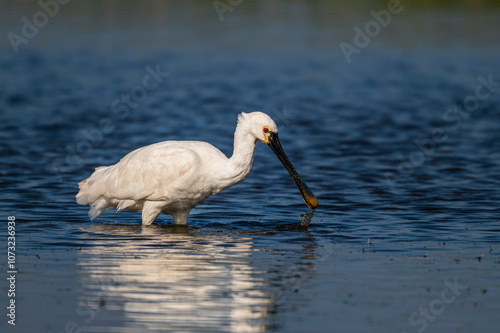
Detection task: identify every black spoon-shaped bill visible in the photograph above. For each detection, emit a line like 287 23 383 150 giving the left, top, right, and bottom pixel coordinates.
266 132 318 209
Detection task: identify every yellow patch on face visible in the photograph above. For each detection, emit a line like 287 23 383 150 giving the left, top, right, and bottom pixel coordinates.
262 126 272 143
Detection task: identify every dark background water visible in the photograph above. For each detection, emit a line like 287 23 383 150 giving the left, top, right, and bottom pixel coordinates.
1 1 500 332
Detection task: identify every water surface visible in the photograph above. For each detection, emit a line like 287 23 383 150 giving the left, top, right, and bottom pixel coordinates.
1 1 500 332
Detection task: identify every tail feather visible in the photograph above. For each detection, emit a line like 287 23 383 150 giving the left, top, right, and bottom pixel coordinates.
117 199 136 212
88 198 110 220
76 180 90 204
76 166 112 220
76 166 111 204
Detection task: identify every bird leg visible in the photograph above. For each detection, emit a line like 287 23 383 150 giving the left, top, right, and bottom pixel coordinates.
141 201 163 225
170 209 191 225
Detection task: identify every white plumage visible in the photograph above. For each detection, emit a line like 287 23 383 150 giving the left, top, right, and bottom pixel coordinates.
76 112 318 225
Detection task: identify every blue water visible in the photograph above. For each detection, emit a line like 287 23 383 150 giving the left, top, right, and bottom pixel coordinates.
1 1 500 332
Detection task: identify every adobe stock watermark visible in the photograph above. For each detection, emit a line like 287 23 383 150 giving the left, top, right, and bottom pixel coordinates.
58 273 122 333
385 74 498 193
213 0 244 21
271 106 295 132
274 241 335 306
401 278 468 333
7 0 71 54
51 64 169 182
339 0 406 64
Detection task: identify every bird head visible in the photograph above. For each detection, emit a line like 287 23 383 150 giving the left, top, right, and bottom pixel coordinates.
238 111 278 144
238 111 318 209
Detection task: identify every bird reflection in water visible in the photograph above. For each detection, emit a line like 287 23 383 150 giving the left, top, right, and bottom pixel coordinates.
77 225 274 332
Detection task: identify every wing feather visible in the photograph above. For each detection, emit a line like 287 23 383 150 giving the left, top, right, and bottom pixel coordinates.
77 141 205 205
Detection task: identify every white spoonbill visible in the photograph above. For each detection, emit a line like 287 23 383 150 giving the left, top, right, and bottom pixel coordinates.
76 112 318 225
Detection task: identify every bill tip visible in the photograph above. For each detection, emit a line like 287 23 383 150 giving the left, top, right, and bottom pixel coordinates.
306 195 318 209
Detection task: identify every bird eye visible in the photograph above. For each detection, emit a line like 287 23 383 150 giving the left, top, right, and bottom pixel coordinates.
263 128 269 133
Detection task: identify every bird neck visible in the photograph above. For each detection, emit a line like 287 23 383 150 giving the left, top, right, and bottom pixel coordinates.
228 122 256 182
